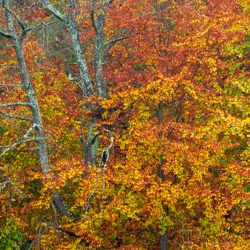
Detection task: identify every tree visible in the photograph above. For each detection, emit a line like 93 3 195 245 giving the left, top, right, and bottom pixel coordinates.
0 0 250 249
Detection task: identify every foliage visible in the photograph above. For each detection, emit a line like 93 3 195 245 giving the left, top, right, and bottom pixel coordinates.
0 0 250 249
0 219 23 250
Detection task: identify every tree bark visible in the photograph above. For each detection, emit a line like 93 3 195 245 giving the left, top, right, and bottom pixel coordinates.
3 1 49 175
41 0 109 167
157 100 168 250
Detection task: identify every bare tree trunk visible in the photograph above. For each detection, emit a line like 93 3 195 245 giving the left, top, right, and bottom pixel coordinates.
0 0 75 219
1 1 49 175
41 0 109 167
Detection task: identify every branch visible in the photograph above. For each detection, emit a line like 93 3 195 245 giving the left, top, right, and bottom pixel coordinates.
28 220 49 250
99 131 113 213
103 35 132 47
82 166 101 215
102 32 131 61
28 219 89 250
68 74 84 93
104 0 114 6
52 191 75 218
135 213 160 241
0 102 32 108
2 0 25 30
15 148 37 152
82 130 113 215
0 124 38 158
0 110 32 121
0 30 13 39
39 0 65 21
101 57 120 66
0 166 23 194
175 92 186 123
0 63 18 69
90 0 98 34
0 84 23 87
25 20 60 33
51 200 60 227
90 130 113 149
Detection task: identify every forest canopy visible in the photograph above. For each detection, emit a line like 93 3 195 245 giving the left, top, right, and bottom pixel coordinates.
0 0 250 249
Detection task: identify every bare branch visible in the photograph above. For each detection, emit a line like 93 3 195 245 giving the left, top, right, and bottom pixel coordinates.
29 219 88 250
0 63 18 69
0 138 40 157
102 31 131 61
104 0 114 6
0 30 13 39
2 0 26 30
0 166 23 194
103 35 132 47
91 0 98 34
68 73 84 93
0 124 38 158
101 57 120 66
15 149 37 152
39 0 65 21
0 110 32 121
27 220 49 250
136 213 161 241
25 20 60 33
0 102 32 108
0 84 23 87
82 130 113 215
100 130 113 213
83 166 101 215
51 201 60 227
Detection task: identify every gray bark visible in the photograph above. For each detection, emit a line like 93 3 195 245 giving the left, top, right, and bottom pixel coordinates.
1 1 49 175
92 3 107 98
1 0 75 219
40 0 109 167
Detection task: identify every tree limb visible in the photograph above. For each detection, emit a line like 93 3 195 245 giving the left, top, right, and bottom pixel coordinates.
135 213 160 241
0 63 18 69
28 219 90 250
2 0 26 31
90 0 98 35
0 102 32 108
103 35 132 47
0 84 23 87
0 124 37 158
25 20 60 33
0 166 22 194
39 0 65 21
0 30 13 39
0 110 32 121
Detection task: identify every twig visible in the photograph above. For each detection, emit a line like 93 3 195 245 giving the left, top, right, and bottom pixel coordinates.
0 124 38 158
28 219 84 250
103 35 132 47
135 213 160 241
0 166 22 194
83 130 113 216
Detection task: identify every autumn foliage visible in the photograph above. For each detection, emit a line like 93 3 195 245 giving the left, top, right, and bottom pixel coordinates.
1 0 250 249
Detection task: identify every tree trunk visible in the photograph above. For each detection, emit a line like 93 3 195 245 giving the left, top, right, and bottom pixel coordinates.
157 100 168 250
4 4 49 175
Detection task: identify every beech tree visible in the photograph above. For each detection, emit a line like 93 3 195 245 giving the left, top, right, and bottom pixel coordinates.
1 0 250 249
